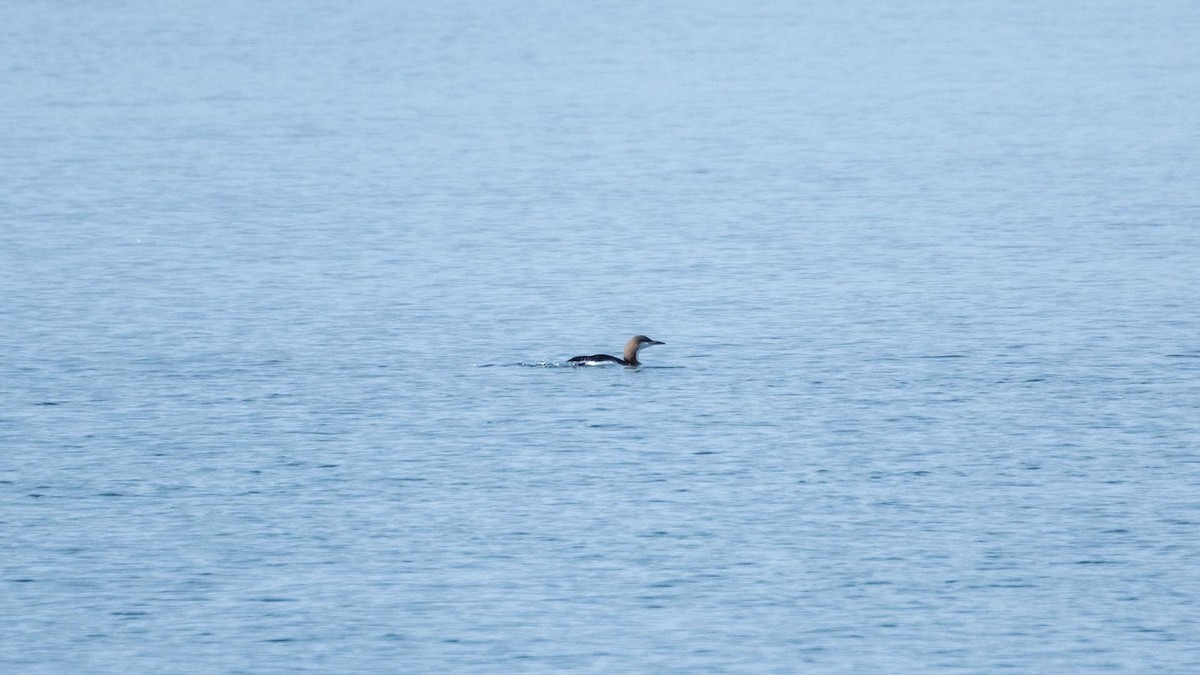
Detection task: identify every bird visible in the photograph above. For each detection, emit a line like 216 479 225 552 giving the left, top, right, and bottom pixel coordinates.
568 335 665 366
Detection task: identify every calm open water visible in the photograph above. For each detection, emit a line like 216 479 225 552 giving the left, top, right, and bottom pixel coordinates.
3 1 1199 672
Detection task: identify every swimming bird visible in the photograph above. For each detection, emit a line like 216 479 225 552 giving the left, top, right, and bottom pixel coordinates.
568 335 665 366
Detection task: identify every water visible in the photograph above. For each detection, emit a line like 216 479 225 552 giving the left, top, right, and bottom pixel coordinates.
3 0 1199 671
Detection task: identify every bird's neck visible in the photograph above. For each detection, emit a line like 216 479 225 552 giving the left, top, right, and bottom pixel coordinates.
623 343 640 365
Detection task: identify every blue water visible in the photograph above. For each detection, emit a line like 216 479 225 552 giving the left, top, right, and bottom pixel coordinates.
3 1 1199 671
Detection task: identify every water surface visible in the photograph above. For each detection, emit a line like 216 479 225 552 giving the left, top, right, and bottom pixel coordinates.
3 1 1199 671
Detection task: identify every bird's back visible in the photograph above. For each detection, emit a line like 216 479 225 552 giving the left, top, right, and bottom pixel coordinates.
567 353 626 365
